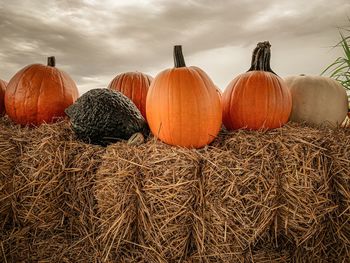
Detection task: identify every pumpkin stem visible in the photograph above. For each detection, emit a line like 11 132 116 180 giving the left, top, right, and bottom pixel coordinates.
247 41 277 75
47 56 56 67
174 45 186 68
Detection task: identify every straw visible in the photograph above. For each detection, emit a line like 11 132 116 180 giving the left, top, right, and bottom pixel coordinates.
1 117 350 262
198 129 279 262
12 120 75 231
136 140 200 262
95 142 141 262
0 117 31 230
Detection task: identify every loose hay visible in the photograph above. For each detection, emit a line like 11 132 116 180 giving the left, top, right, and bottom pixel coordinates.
326 128 350 260
3 118 106 262
13 120 75 231
0 121 18 231
273 124 336 259
64 141 105 255
199 130 279 262
95 142 141 262
0 117 31 231
2 227 102 263
2 117 350 262
245 231 293 263
292 220 349 263
137 140 200 263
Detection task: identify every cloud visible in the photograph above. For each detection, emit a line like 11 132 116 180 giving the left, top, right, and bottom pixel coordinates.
0 0 349 93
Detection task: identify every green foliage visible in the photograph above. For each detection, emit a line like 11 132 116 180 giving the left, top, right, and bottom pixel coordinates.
322 19 350 92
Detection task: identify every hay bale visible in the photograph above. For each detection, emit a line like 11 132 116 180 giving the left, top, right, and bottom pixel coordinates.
3 227 68 262
117 248 148 263
2 227 102 263
326 128 350 259
137 141 200 263
95 139 199 263
95 143 141 262
245 231 293 263
197 130 279 262
0 117 30 230
9 120 106 261
249 247 291 263
274 125 335 248
13 120 75 231
2 120 105 262
0 120 17 230
3 116 348 262
64 141 105 252
292 221 349 262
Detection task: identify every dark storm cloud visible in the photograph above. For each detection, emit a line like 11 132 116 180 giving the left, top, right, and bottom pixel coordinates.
0 0 349 93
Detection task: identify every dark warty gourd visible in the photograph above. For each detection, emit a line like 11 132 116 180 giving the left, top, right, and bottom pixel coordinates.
65 88 149 146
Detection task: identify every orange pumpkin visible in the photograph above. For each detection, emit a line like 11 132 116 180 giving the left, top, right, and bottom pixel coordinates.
0 79 7 115
5 56 79 126
108 71 152 119
146 45 222 148
222 41 292 130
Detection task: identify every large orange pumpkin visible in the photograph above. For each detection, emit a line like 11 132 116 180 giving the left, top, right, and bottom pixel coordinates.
5 56 79 126
222 41 292 130
146 45 222 148
108 71 152 119
0 79 7 115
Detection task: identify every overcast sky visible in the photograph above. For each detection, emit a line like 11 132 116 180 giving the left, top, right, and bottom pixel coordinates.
0 0 349 94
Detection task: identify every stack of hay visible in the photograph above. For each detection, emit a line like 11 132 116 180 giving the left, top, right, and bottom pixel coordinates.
1 118 105 262
0 118 28 232
94 124 350 262
1 117 350 263
198 130 283 262
95 141 201 262
326 128 350 261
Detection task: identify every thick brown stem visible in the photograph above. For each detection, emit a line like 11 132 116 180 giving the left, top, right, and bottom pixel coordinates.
247 41 276 75
173 45 186 68
47 56 56 67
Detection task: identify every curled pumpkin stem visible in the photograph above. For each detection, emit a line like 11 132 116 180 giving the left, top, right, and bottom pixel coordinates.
248 41 277 75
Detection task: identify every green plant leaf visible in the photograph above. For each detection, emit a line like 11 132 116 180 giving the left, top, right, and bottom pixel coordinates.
322 20 350 90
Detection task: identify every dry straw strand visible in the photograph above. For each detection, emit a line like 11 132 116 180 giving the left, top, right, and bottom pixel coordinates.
95 142 142 262
271 124 339 263
136 141 200 263
0 117 31 231
12 120 74 231
198 129 280 262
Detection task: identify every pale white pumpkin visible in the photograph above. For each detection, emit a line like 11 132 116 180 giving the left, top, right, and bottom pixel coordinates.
285 75 348 127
